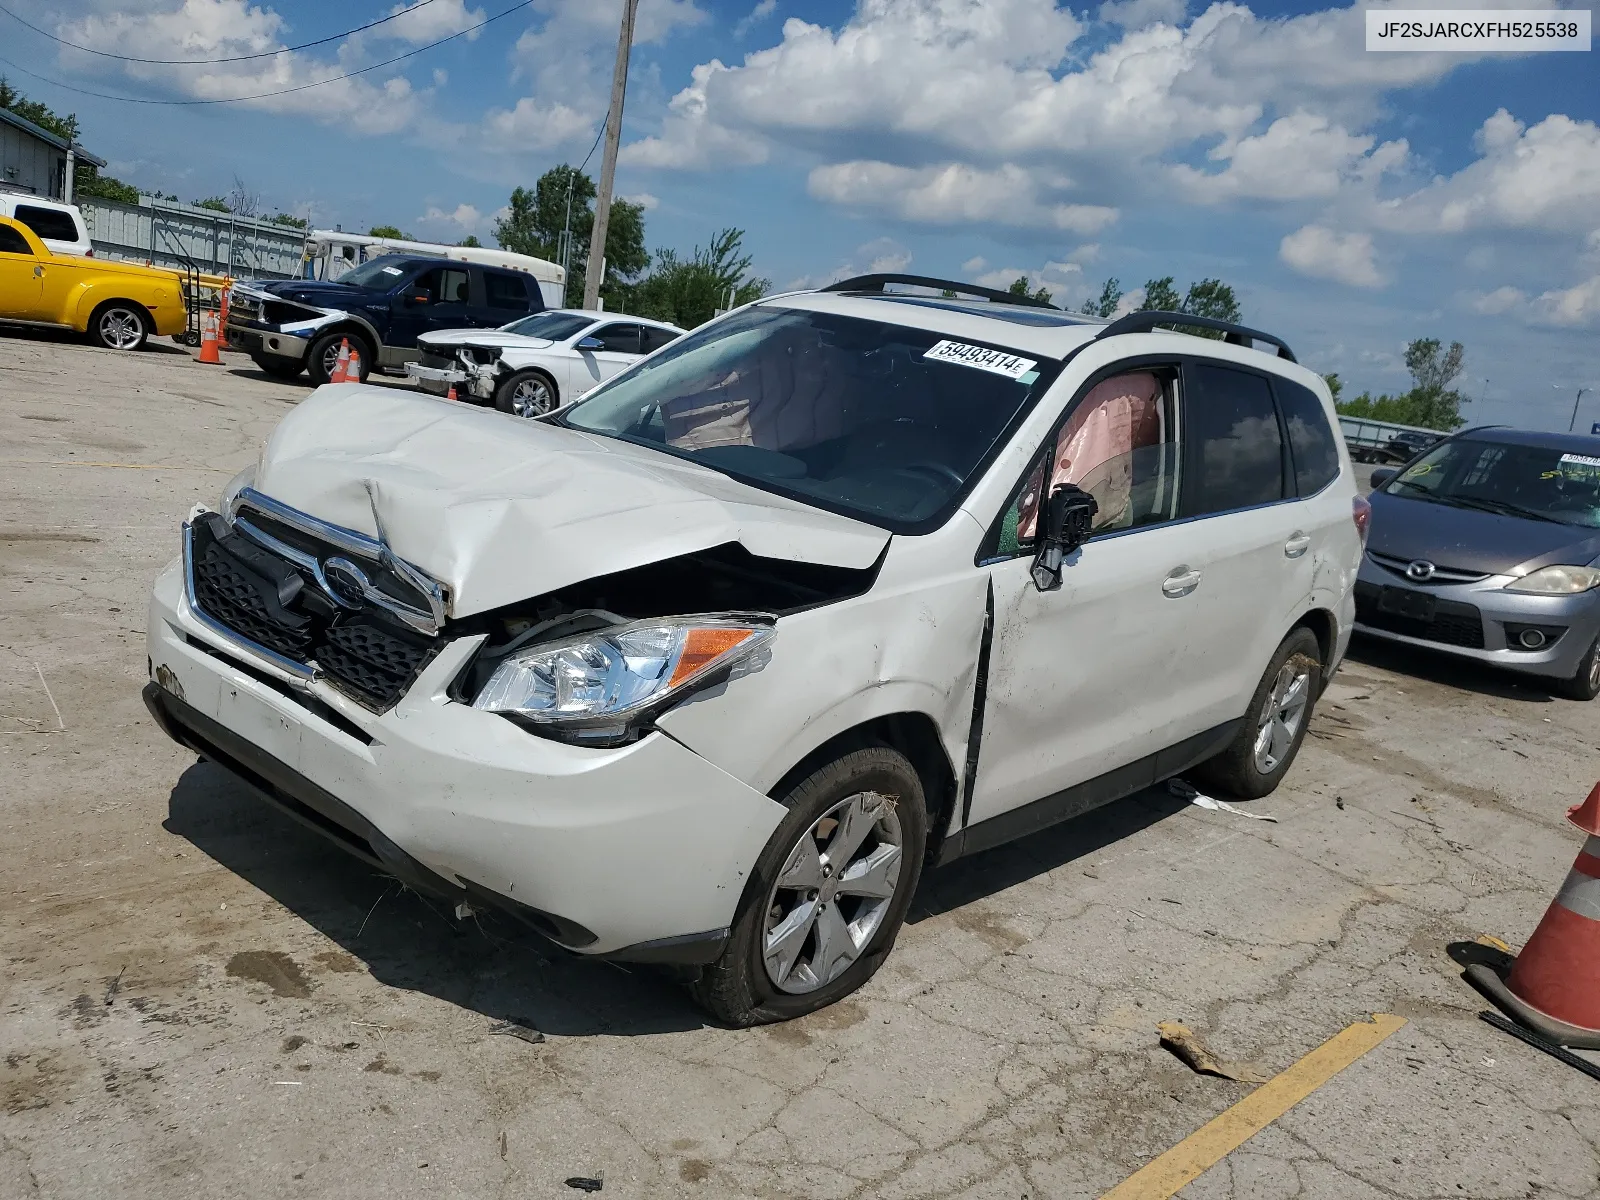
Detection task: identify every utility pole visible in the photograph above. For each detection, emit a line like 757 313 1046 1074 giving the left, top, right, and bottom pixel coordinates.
584 0 639 312
1570 386 1591 432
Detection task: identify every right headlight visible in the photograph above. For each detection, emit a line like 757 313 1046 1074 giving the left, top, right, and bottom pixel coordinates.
471 615 775 744
1504 566 1600 594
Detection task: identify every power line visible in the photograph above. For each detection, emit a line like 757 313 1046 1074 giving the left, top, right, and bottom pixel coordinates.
0 0 535 106
0 0 444 65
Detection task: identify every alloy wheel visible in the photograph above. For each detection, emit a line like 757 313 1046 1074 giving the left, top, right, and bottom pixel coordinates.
509 377 555 418
1252 662 1311 774
99 307 143 350
763 791 904 994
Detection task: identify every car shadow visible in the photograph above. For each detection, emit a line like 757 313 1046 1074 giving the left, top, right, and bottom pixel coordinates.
163 760 711 1037
910 785 1191 923
226 366 310 389
1346 634 1556 704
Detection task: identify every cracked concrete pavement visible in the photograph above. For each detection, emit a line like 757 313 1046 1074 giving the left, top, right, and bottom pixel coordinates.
3 329 1599 1199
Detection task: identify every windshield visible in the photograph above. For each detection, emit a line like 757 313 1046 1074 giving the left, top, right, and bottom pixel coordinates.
1384 438 1600 529
502 312 593 339
337 256 419 290
559 305 1060 531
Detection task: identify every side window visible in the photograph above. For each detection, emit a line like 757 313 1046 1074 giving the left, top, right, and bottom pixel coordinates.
0 225 33 255
641 325 679 353
1274 377 1340 496
1180 363 1285 516
412 266 470 304
591 323 642 354
993 368 1182 557
15 205 79 243
485 271 530 311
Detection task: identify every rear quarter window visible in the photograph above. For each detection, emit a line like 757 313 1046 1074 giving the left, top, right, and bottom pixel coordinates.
485 271 531 311
1181 362 1286 516
15 205 81 244
1274 377 1341 495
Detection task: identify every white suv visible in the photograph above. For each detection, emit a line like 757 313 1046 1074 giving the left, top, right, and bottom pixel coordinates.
144 274 1363 1024
0 194 94 257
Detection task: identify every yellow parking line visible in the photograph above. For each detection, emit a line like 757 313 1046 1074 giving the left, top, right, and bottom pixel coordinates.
0 459 225 472
1101 1014 1407 1200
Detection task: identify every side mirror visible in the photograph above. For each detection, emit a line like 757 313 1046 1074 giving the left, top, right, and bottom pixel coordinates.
1031 484 1098 591
1369 467 1398 490
576 336 605 351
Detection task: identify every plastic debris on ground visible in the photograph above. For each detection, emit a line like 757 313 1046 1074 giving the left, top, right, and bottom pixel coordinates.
1169 778 1279 822
488 1016 545 1044
1158 1021 1273 1084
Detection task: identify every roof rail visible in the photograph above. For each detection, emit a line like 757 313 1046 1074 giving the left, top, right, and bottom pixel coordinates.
1093 311 1297 362
820 273 1058 311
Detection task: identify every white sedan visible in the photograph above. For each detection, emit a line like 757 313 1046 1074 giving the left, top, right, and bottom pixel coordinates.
409 310 685 418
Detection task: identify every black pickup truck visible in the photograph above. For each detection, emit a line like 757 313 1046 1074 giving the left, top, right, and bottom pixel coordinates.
225 254 546 385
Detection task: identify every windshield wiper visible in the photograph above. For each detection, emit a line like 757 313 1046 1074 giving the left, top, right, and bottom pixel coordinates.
1436 494 1565 524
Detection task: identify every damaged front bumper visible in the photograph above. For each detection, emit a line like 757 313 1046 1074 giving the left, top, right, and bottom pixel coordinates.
145 557 787 961
405 349 502 400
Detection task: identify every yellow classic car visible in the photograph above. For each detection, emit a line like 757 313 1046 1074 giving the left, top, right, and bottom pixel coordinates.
0 215 187 351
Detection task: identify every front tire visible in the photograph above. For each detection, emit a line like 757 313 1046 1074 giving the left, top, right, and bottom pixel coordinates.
689 746 928 1026
1192 627 1322 799
307 332 372 386
253 356 305 381
1553 634 1600 702
495 369 559 418
89 302 150 351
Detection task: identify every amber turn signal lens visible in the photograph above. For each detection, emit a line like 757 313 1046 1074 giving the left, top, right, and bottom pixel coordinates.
668 627 756 688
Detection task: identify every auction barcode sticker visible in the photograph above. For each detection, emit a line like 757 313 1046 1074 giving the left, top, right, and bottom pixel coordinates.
1561 453 1600 467
924 340 1038 379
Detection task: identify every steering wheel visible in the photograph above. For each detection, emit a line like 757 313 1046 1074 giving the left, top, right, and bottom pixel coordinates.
897 461 964 489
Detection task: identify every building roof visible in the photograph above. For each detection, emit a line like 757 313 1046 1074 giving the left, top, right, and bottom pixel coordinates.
0 107 106 167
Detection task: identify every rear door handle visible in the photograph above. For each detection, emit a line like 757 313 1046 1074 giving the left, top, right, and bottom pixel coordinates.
1284 531 1311 558
1162 568 1201 598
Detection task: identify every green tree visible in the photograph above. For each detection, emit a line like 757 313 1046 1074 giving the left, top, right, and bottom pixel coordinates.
1333 338 1469 431
459 234 482 247
0 77 78 142
368 224 413 240
269 212 308 229
1006 275 1053 304
1321 372 1343 403
493 165 648 307
1183 278 1241 325
193 196 231 213
73 166 138 204
632 228 769 329
1080 277 1122 317
1139 275 1182 313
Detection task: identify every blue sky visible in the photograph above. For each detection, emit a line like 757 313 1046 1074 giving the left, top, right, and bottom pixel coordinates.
5 0 1597 429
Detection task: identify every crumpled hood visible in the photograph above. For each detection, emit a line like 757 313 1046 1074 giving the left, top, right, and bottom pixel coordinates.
258 279 367 308
417 328 555 351
1369 490 1600 575
250 385 890 617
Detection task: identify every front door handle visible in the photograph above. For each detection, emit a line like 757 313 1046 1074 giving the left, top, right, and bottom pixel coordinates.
1284 531 1311 558
33 265 44 277
1162 568 1202 598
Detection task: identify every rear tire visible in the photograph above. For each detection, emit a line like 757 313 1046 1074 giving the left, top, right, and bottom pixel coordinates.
494 369 559 418
1191 628 1322 799
89 302 149 351
689 746 928 1026
1553 635 1600 702
253 356 305 381
307 331 372 386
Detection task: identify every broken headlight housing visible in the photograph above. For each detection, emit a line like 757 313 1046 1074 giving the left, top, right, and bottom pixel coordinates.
471 615 776 745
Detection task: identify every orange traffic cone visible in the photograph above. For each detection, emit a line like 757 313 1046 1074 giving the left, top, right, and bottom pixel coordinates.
197 310 222 365
218 281 232 345
328 338 352 384
344 342 362 383
445 382 458 401
1468 782 1600 1048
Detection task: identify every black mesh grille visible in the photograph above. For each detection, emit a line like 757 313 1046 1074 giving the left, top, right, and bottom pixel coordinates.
1355 584 1485 649
192 543 315 659
314 620 436 709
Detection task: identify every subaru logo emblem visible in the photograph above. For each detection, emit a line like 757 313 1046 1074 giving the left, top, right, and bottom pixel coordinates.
321 556 371 607
1405 560 1436 581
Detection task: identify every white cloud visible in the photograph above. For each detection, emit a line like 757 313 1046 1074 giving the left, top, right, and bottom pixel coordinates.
1471 286 1525 315
621 192 660 211
1376 110 1600 236
375 0 486 44
1099 0 1186 28
1174 111 1407 202
782 237 913 289
418 203 483 233
482 97 596 150
972 260 1084 302
808 161 1118 233
1279 225 1383 288
734 0 778 38
1471 277 1600 327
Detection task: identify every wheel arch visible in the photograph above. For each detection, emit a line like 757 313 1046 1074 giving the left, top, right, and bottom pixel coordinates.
1291 605 1337 681
764 711 959 871
85 295 153 330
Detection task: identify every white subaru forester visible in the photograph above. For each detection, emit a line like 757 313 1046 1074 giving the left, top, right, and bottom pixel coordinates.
145 275 1364 1025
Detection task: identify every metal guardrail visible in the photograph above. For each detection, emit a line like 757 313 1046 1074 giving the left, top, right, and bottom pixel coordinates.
79 195 304 279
